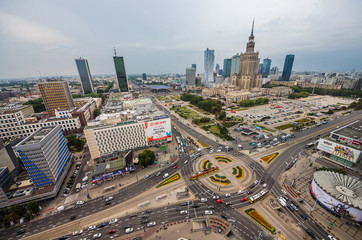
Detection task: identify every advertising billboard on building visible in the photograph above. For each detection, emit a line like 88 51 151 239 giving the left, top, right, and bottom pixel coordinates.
145 118 171 142
317 138 361 163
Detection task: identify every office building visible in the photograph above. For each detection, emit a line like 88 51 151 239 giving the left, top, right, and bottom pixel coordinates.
0 139 21 175
113 54 129 92
14 126 71 187
204 48 215 87
38 80 74 116
75 58 95 94
186 67 196 86
234 20 262 89
142 73 147 80
223 58 232 78
215 64 220 75
281 54 295 81
230 54 240 78
270 67 279 75
191 64 197 70
262 58 272 78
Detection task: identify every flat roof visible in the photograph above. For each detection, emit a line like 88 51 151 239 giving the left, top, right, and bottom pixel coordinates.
332 120 362 141
148 85 170 89
18 126 56 145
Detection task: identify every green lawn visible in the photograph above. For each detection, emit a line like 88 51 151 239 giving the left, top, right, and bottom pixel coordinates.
171 96 180 100
172 106 200 119
275 124 294 130
188 104 211 115
157 96 170 101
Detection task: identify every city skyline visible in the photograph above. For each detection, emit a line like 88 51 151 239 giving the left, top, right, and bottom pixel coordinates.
0 0 361 79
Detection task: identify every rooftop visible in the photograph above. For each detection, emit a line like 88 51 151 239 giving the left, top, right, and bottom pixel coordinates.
314 170 362 210
18 126 56 145
148 85 170 89
332 120 362 141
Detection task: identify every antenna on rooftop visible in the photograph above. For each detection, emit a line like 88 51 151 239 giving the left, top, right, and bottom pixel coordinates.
114 47 117 57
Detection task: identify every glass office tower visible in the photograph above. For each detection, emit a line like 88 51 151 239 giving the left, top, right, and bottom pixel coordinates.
113 56 129 92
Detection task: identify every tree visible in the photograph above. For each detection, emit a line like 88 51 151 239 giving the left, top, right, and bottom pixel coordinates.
23 98 46 113
93 108 100 118
192 118 201 125
218 111 226 120
138 150 155 168
27 201 40 215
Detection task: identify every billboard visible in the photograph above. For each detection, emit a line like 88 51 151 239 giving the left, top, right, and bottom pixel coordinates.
317 138 361 163
145 118 171 142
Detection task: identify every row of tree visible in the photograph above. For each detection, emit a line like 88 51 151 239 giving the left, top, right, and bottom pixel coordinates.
23 98 46 113
66 135 85 152
181 94 223 114
192 117 211 125
288 92 310 99
0 202 40 228
238 97 270 107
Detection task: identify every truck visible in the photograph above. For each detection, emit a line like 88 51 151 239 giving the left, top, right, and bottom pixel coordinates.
277 197 287 207
76 183 81 192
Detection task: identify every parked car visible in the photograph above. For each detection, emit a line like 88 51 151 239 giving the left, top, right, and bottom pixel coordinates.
241 198 247 202
88 225 96 231
205 210 213 215
201 198 207 203
147 221 156 227
125 228 134 234
217 199 223 203
207 205 215 209
180 210 188 215
93 233 102 239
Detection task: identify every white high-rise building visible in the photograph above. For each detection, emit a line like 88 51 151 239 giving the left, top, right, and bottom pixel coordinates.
186 67 196 86
204 48 215 87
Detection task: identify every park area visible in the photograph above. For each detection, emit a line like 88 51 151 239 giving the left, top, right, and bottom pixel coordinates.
171 106 200 119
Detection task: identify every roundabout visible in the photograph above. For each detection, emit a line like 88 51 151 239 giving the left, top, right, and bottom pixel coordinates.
191 153 257 194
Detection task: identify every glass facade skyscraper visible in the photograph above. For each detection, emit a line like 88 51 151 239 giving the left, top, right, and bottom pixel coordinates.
223 58 232 78
204 48 215 87
191 64 197 70
230 54 240 77
282 54 295 81
113 56 129 92
262 58 272 78
75 58 95 94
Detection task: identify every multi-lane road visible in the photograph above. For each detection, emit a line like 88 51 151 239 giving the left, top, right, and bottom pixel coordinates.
2 98 360 240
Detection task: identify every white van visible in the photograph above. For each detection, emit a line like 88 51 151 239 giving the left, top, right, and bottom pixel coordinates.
56 206 65 212
163 173 169 179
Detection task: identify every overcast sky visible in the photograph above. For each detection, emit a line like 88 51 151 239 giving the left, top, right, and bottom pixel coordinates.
0 0 361 79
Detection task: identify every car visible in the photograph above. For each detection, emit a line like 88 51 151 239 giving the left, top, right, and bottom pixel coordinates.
237 190 244 195
17 229 26 235
73 230 83 236
225 202 232 206
88 225 96 231
109 218 118 224
247 190 253 195
180 202 188 206
147 221 156 227
156 172 161 176
191 204 200 208
125 227 134 234
305 229 315 238
281 189 287 195
70 215 76 220
221 215 228 220
93 233 102 239
98 222 108 228
300 215 307 220
105 201 111 206
123 224 132 229
249 184 255 189
163 173 169 179
108 229 117 234
144 174 150 179
141 214 149 218
328 235 337 240
58 235 70 240
225 193 231 198
200 198 207 203
262 184 267 188
184 160 188 164
207 205 215 209
216 149 222 152
212 195 219 200
141 218 149 224
76 201 84 205
205 210 213 215
180 210 188 215
216 199 223 203
176 207 183 211
241 198 247 202
287 205 295 212
129 213 137 218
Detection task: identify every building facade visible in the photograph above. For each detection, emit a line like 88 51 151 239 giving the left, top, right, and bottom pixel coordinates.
204 48 215 87
186 67 196 86
223 58 232 78
113 56 129 92
191 64 197 70
75 58 95 94
235 21 262 89
14 126 71 187
262 58 272 78
38 81 74 116
281 54 295 81
230 54 240 78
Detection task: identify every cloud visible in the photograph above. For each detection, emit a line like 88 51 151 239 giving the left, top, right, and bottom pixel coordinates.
0 12 72 48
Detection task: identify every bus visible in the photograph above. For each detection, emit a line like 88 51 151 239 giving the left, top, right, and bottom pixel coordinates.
249 189 269 203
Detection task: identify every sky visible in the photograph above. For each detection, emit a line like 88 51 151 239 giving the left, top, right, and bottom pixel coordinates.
0 0 361 79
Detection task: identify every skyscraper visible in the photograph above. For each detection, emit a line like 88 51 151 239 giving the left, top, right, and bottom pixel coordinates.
142 73 147 80
281 54 295 81
230 54 240 78
262 58 272 78
223 58 232 78
270 67 279 75
113 50 129 92
38 80 74 116
14 126 71 187
186 67 196 86
235 20 262 89
191 64 197 70
204 48 215 87
75 58 95 94
215 64 220 75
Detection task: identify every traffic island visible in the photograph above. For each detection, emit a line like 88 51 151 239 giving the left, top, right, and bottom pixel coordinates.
232 166 244 179
261 152 279 163
156 173 181 188
245 208 276 233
